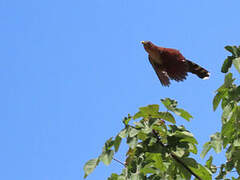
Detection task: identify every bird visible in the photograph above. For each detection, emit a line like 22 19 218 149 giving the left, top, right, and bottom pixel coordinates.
141 41 210 86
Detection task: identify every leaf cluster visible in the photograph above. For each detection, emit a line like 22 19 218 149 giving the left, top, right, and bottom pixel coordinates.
202 46 240 179
84 99 211 180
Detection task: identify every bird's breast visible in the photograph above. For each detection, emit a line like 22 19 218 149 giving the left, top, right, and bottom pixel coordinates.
149 54 163 65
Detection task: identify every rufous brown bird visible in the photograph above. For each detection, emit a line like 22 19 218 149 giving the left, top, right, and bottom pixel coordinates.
141 41 210 86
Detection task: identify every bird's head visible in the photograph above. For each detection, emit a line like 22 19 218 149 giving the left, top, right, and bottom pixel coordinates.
141 41 155 53
141 40 153 47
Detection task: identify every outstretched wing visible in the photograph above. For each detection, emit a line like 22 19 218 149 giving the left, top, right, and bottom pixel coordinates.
166 60 188 82
148 56 170 86
160 48 188 82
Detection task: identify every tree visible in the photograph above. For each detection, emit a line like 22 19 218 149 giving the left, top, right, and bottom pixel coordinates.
83 45 240 180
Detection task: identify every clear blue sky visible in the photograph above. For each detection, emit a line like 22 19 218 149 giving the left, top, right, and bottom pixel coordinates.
1 0 240 179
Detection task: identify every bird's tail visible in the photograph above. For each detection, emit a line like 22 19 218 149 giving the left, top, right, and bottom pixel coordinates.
186 60 210 79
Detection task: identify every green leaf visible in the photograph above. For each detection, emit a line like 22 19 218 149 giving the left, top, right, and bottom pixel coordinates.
123 114 132 125
119 128 127 138
221 104 234 123
161 98 177 111
225 46 239 57
141 163 156 175
158 112 176 124
188 143 198 154
222 117 234 148
233 138 240 146
205 156 213 169
193 164 212 180
132 111 144 120
139 104 159 116
173 147 185 157
108 173 119 180
127 136 138 149
174 161 191 179
213 91 225 111
224 73 235 88
100 150 114 165
210 133 222 153
146 153 166 172
128 127 139 137
175 108 193 121
133 104 160 119
114 135 122 152
161 98 193 121
130 172 145 180
233 57 240 73
182 158 212 180
83 158 100 178
201 142 211 158
137 131 148 141
221 57 233 73
152 124 167 143
103 137 114 151
176 131 198 145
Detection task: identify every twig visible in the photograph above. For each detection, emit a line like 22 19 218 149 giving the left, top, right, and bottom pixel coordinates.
152 130 202 180
113 157 126 167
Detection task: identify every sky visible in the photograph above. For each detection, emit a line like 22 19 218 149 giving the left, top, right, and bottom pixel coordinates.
1 0 240 179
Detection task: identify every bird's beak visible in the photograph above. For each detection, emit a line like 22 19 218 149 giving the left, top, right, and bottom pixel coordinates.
141 41 146 45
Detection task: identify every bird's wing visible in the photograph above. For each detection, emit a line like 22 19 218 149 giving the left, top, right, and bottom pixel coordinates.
166 60 188 82
148 56 170 86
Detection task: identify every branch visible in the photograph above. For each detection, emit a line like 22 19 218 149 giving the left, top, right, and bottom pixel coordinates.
152 130 202 180
113 157 126 167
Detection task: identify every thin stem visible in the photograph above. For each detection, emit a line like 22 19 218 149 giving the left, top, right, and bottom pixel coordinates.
113 157 125 167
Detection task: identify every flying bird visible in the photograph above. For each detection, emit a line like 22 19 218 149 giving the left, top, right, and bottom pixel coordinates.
141 41 210 86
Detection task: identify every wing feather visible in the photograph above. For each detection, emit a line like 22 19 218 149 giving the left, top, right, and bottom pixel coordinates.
148 56 170 86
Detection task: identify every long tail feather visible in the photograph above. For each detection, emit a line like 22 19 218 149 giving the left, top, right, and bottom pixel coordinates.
186 60 210 79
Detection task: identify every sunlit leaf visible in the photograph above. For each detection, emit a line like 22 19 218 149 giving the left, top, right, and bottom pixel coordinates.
210 133 222 153
201 142 211 158
161 98 177 111
158 112 176 124
182 158 212 180
133 104 160 119
175 108 193 121
224 73 235 88
83 158 100 179
123 114 132 125
128 127 139 137
114 135 122 152
119 128 127 138
103 137 114 151
100 150 114 165
108 173 118 180
213 91 225 111
221 104 234 123
188 143 198 154
205 156 213 169
233 138 240 147
146 153 166 172
176 131 198 145
233 57 240 73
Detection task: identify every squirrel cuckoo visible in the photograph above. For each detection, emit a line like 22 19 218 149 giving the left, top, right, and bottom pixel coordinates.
141 41 210 86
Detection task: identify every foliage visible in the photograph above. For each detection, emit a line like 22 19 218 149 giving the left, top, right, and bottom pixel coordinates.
202 45 240 179
84 46 240 179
